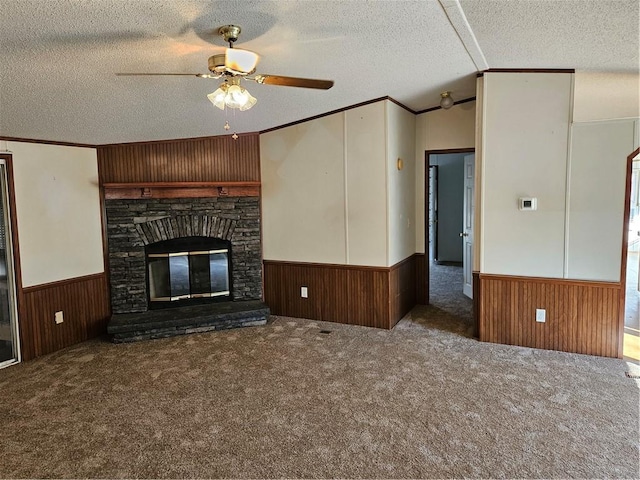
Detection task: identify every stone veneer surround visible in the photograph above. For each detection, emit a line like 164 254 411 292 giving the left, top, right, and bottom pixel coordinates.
105 197 262 314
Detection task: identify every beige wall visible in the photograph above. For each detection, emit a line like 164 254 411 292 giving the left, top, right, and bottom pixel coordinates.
345 102 387 266
480 72 573 278
478 72 638 282
386 102 416 266
415 102 476 253
8 141 104 287
260 114 347 264
573 72 640 122
567 120 637 282
570 73 640 281
417 103 477 151
261 100 413 268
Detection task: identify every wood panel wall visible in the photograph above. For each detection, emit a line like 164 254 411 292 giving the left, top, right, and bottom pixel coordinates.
263 255 420 329
19 273 111 361
478 274 622 358
97 134 261 184
415 253 427 305
389 256 418 328
472 271 480 338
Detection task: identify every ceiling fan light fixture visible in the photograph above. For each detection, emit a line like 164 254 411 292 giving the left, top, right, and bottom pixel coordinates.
225 48 259 74
207 84 229 110
239 89 257 111
207 80 257 111
440 91 454 109
225 84 249 109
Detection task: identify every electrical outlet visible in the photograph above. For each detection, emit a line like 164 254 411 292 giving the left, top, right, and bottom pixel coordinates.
301 286 308 298
54 311 64 324
535 309 546 323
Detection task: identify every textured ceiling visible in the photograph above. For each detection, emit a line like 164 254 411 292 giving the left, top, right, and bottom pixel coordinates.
460 0 640 71
0 0 637 145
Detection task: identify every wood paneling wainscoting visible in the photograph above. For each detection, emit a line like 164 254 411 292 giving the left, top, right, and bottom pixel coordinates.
389 256 418 325
414 253 427 305
478 273 622 358
97 134 260 184
19 273 111 361
472 271 480 337
264 254 421 329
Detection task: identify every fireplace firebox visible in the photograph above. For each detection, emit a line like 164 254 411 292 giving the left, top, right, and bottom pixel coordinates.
146 236 231 309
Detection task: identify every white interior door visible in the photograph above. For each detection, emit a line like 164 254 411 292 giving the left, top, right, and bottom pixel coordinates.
462 154 475 298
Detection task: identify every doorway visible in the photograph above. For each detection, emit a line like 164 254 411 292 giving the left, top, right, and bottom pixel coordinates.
0 155 20 368
624 153 640 363
424 149 475 328
425 149 474 296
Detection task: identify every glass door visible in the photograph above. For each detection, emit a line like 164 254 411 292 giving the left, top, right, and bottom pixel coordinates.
0 157 19 367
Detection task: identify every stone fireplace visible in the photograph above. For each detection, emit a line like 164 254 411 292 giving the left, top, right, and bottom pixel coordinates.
105 196 262 315
99 135 267 343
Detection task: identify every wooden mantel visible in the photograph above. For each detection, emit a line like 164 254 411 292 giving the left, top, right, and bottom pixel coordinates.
103 182 261 200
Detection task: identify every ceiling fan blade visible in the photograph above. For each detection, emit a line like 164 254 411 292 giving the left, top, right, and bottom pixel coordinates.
116 73 214 77
254 75 334 90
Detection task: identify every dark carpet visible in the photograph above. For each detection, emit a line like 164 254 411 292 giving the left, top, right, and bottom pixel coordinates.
0 266 638 478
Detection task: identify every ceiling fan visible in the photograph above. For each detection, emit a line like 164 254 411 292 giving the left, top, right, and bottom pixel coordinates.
117 25 334 112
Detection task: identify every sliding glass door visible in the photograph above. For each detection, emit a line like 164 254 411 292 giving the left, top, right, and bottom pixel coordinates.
0 157 19 367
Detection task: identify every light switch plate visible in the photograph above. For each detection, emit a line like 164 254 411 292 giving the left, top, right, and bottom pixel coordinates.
301 286 308 298
55 311 64 324
535 309 546 323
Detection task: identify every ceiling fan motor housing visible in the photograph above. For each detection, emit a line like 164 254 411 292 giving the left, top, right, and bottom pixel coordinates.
208 54 227 74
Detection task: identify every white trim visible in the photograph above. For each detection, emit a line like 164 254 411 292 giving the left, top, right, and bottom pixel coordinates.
572 117 640 126
384 100 390 267
563 74 576 278
343 111 350 265
572 116 640 125
438 0 490 71
479 75 488 273
0 358 19 370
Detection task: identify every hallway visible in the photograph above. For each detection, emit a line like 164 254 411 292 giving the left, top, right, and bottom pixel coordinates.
425 262 474 337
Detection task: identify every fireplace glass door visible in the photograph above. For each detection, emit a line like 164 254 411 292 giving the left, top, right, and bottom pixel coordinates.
146 237 231 308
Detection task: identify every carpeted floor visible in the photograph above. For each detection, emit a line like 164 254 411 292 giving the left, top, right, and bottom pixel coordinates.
1 296 639 478
429 262 474 334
